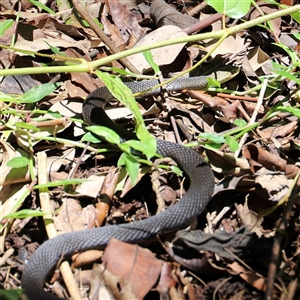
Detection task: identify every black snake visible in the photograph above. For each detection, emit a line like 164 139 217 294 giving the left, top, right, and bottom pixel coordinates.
21 75 219 300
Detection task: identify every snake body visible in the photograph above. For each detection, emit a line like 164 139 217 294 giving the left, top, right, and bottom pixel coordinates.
21 77 215 300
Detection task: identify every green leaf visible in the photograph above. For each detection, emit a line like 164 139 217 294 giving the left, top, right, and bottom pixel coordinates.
198 132 226 144
44 41 66 56
0 19 14 36
86 126 121 144
291 10 300 24
6 157 30 168
234 118 248 127
293 33 300 40
123 139 156 159
0 93 20 102
19 82 61 103
207 77 221 88
28 0 56 15
206 142 223 150
170 165 183 177
206 0 252 19
0 288 23 300
118 152 139 185
274 105 300 118
225 136 239 152
34 178 88 189
93 18 104 30
144 136 157 158
143 50 160 74
95 71 157 151
123 136 156 160
82 132 103 143
110 67 141 77
45 110 63 119
4 209 45 219
15 122 40 131
272 43 298 65
272 69 300 85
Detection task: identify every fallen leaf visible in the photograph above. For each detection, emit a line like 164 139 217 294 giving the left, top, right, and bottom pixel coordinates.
102 238 163 299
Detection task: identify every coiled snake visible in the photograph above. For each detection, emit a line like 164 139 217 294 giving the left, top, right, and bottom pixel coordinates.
20 74 224 300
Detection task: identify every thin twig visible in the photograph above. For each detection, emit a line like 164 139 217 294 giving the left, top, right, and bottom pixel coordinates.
234 78 267 158
37 152 83 300
264 171 300 300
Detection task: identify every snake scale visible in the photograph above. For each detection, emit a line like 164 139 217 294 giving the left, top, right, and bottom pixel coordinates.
21 75 218 300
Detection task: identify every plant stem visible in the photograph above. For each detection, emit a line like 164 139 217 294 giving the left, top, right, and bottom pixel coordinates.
0 5 299 77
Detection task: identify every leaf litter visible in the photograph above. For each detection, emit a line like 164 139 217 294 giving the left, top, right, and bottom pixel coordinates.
0 0 300 299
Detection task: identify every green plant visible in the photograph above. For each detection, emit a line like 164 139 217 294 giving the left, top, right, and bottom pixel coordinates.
0 2 299 224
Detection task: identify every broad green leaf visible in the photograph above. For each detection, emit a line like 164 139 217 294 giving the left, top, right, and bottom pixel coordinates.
143 50 160 74
198 132 226 144
0 19 13 36
6 157 30 168
225 136 239 152
206 0 252 19
123 136 157 159
86 125 121 144
123 139 155 159
95 71 156 148
144 136 157 158
45 110 63 119
291 10 300 24
19 82 61 103
0 288 23 300
205 143 223 150
118 152 139 185
4 209 45 219
82 132 103 143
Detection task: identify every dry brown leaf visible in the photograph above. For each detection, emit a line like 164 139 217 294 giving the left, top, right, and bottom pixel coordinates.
243 144 299 178
54 198 93 233
206 148 250 176
259 120 298 139
91 263 136 300
228 261 267 292
236 201 264 237
75 175 105 198
14 37 90 56
248 3 281 37
156 262 177 295
72 250 103 269
119 165 151 197
105 0 143 48
255 173 291 202
127 25 187 72
102 238 163 299
46 148 75 173
150 0 197 29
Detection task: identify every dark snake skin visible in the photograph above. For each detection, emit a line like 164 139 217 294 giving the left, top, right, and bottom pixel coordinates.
21 77 215 300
